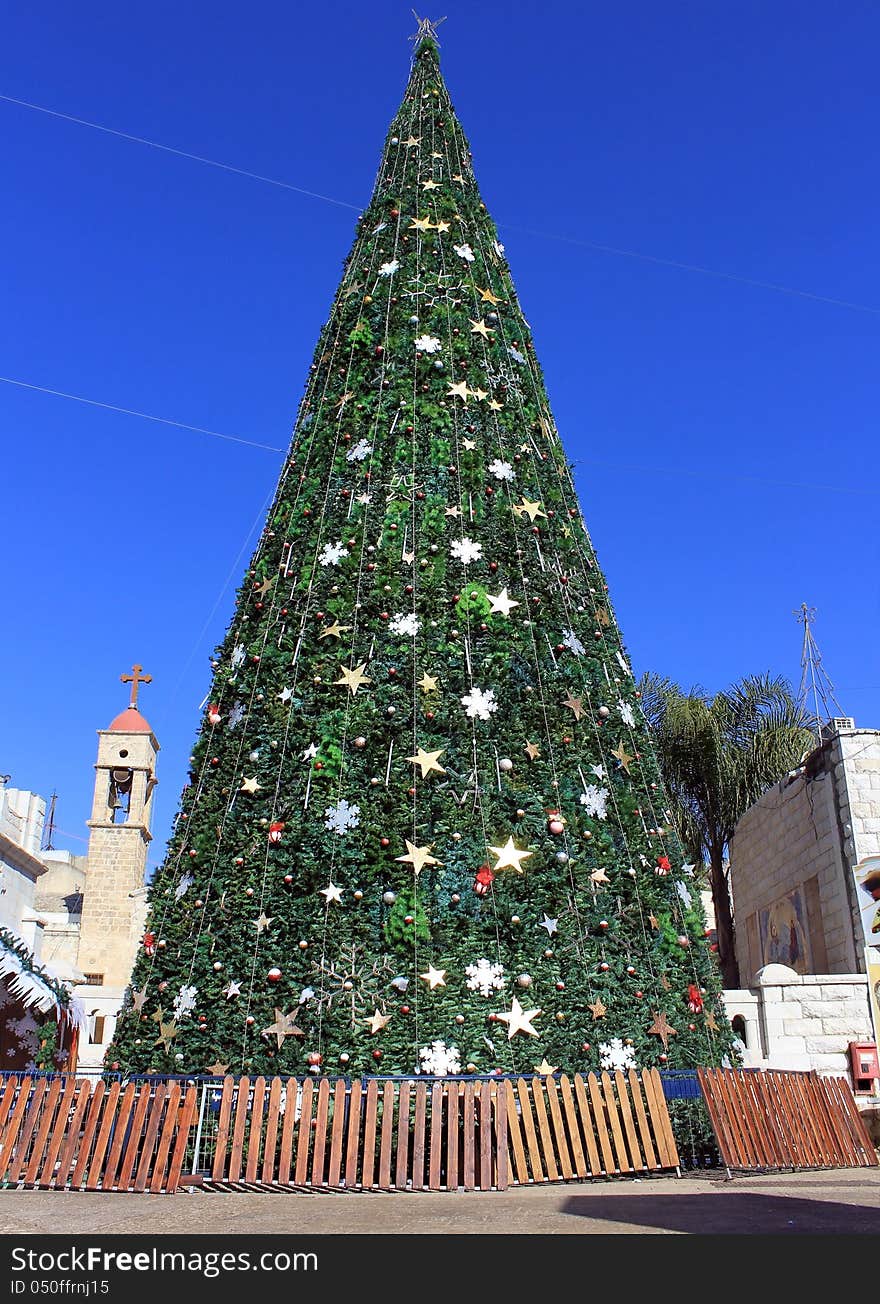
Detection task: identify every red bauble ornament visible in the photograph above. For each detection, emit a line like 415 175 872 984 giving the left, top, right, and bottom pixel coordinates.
207 705 221 725
473 863 495 897
372 1049 383 1061
268 821 285 845
142 931 156 956
655 855 672 876
307 1052 323 1067
267 967 282 982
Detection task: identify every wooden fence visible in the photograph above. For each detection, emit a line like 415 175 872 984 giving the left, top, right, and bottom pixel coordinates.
0 1076 198 1192
0 1068 679 1193
697 1068 878 1172
202 1067 679 1191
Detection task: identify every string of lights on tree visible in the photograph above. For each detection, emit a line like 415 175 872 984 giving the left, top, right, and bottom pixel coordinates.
107 29 732 1080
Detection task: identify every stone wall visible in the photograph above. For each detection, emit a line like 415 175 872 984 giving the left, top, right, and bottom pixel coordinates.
729 729 880 982
723 963 874 1079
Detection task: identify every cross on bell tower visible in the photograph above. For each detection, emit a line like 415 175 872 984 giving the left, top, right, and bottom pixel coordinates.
120 664 152 710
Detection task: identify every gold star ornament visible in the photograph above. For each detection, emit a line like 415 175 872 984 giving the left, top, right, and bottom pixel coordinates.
410 215 432 232
396 840 441 876
406 747 446 778
487 588 519 617
262 1009 304 1048
335 662 372 695
610 741 633 773
469 318 493 338
477 286 501 305
588 999 607 1020
534 1059 558 1076
418 673 438 693
512 497 547 522
648 1011 677 1049
524 741 541 760
154 1019 178 1052
488 837 533 874
419 966 447 990
496 997 542 1039
240 775 261 794
562 694 584 720
366 1009 391 1034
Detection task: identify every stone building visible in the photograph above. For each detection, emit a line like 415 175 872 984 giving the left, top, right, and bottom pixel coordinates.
726 718 880 1082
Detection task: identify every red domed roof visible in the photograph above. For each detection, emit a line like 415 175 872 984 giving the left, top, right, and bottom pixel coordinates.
107 706 153 733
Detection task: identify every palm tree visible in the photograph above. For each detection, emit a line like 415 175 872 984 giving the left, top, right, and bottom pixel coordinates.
639 672 816 989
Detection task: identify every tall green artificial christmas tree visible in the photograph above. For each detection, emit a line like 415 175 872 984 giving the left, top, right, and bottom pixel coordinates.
109 27 732 1079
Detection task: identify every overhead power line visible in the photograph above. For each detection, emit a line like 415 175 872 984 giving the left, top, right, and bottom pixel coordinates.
2 91 878 317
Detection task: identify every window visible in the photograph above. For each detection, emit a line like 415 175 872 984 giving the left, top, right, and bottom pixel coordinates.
83 973 104 986
90 1015 105 1044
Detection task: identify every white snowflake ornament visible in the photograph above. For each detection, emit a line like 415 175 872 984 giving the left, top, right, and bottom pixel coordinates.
561 628 586 656
415 334 441 353
488 459 515 481
618 699 635 728
580 785 610 819
599 1038 637 1073
173 985 198 1020
346 438 373 462
378 259 399 277
389 612 420 637
319 541 346 567
453 243 475 262
418 1040 462 1076
228 702 245 730
465 959 506 997
324 799 360 835
461 687 497 720
230 643 246 669
450 538 483 565
508 345 526 363
174 873 194 900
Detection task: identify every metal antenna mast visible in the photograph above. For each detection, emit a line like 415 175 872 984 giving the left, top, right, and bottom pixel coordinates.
795 603 847 738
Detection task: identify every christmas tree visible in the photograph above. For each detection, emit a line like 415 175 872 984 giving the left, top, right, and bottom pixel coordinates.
109 25 732 1079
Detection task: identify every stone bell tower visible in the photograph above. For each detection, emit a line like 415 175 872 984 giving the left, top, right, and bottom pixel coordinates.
75 665 159 1069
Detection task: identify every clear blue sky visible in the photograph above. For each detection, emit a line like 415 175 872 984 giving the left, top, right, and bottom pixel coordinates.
2 1 877 874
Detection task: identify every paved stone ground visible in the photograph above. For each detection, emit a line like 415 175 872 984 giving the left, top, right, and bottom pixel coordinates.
2 1168 880 1234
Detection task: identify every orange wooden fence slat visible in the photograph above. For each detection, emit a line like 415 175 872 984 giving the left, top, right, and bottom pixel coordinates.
503 1080 529 1185
586 1072 616 1174
573 1074 603 1177
377 1081 395 1190
133 1083 167 1193
245 1076 266 1184
478 1082 493 1191
71 1080 107 1190
53 1081 93 1190
327 1079 347 1188
0 1076 34 1182
428 1083 443 1190
19 1078 54 1185
462 1082 475 1191
115 1085 152 1192
85 1080 121 1190
361 1080 379 1189
227 1076 250 1184
446 1082 460 1191
262 1078 282 1184
613 1071 644 1172
395 1081 411 1191
294 1078 314 1186
37 1078 78 1188
165 1086 199 1193
411 1083 427 1191
277 1080 297 1186
544 1076 573 1180
211 1077 235 1181
558 1075 588 1178
493 1082 509 1191
530 1078 559 1181
103 1082 137 1190
626 1070 657 1170
310 1078 331 1187
149 1082 182 1194
344 1079 363 1189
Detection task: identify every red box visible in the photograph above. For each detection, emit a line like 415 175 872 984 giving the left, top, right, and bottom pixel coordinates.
849 1041 880 1093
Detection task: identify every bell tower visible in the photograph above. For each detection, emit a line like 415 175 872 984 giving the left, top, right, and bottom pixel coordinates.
75 665 159 1069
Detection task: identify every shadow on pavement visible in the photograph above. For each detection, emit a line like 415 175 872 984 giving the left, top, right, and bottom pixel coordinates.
562 1192 880 1234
